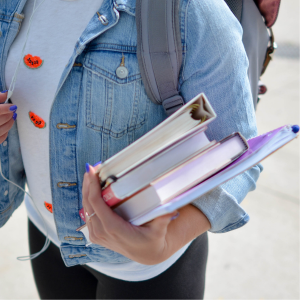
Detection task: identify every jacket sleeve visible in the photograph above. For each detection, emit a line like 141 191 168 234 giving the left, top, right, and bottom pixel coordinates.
179 0 263 233
0 120 26 228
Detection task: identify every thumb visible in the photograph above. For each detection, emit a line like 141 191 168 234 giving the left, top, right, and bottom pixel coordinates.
0 91 8 103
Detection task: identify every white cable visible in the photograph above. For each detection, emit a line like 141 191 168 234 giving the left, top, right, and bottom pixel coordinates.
2 0 50 260
5 0 47 103
0 157 50 260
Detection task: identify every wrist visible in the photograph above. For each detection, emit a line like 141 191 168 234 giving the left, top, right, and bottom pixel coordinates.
165 205 211 256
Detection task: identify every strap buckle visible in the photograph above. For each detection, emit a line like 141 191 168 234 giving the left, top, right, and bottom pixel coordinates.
261 28 277 75
162 95 185 116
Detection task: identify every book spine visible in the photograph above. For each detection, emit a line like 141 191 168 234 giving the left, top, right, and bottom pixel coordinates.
102 185 122 206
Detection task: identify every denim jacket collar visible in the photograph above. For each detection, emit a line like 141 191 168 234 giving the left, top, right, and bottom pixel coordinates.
114 0 136 16
77 0 119 48
0 0 26 18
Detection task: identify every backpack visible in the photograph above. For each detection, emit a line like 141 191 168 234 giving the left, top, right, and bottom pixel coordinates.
135 0 280 115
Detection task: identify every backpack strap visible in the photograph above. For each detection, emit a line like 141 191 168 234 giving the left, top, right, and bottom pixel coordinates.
224 0 243 22
136 0 184 116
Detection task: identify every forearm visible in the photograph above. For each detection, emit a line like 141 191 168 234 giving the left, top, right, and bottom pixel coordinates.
177 0 262 233
165 204 211 256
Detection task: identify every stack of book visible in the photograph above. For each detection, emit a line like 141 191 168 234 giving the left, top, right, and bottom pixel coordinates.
78 93 299 231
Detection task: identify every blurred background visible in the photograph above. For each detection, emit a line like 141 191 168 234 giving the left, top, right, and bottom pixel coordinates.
0 0 299 299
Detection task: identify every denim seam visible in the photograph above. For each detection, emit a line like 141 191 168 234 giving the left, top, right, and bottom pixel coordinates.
0 14 12 22
86 120 146 137
75 66 84 240
87 43 137 52
180 0 190 83
212 214 249 233
0 199 13 215
84 61 141 84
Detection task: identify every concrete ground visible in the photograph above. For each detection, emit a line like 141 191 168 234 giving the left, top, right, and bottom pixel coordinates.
0 1 299 299
205 1 300 298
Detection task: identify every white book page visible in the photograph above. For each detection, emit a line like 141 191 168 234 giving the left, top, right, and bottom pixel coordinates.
98 93 217 180
113 130 213 198
155 135 246 202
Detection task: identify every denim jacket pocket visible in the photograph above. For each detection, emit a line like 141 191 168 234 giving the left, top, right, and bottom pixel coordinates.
82 47 150 138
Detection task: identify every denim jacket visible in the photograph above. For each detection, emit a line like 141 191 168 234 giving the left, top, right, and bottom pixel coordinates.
0 0 262 267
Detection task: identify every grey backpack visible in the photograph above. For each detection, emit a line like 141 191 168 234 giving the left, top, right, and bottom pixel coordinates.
135 0 278 115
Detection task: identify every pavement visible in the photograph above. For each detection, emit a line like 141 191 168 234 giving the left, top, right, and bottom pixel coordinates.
0 1 299 299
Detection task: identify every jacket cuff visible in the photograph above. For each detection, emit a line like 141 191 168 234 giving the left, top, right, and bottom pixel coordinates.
191 186 249 233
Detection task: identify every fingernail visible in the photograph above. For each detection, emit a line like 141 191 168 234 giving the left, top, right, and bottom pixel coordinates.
93 161 102 167
13 113 17 121
85 163 90 173
1 90 8 93
170 212 180 221
9 105 17 111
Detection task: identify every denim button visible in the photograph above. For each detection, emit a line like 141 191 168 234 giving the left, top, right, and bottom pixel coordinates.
2 141 7 147
64 236 83 241
4 190 8 196
116 66 128 79
56 123 76 129
97 12 109 25
68 254 87 259
57 182 77 188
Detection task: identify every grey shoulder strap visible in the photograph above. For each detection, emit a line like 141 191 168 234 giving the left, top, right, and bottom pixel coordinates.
136 0 184 116
136 0 244 116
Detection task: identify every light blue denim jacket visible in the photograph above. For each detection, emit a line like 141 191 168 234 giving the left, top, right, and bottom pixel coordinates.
0 0 262 266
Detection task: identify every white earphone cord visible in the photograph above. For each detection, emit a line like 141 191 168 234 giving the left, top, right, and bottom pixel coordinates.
0 162 50 260
6 0 47 103
2 0 50 261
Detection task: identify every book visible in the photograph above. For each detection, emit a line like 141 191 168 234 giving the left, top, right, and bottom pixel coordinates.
101 127 216 207
77 125 298 243
129 124 299 226
112 132 248 222
96 93 216 184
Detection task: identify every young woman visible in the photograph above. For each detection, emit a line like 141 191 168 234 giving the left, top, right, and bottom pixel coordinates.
0 0 262 298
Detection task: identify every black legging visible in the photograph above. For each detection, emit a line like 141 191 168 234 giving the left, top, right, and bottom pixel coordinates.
29 220 208 299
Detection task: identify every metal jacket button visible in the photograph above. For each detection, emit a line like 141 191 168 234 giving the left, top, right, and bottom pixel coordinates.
64 236 83 241
116 55 128 79
116 66 128 79
56 123 76 129
97 12 109 25
57 182 77 188
68 254 87 259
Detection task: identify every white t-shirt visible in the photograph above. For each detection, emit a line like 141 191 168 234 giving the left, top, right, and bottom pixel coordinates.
5 0 190 281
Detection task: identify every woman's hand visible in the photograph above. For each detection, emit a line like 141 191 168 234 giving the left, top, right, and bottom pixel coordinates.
0 91 17 144
82 165 211 265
